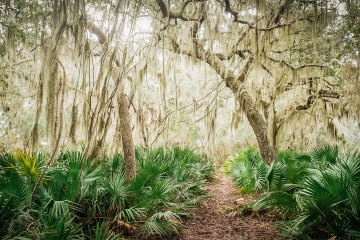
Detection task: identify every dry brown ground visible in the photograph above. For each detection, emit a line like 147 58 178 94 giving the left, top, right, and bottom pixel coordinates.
169 170 283 240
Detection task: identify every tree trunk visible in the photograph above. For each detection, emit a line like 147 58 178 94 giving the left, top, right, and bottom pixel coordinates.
117 85 136 180
69 103 78 145
237 90 276 163
87 21 136 178
203 53 276 163
112 121 123 153
267 99 276 148
30 81 43 151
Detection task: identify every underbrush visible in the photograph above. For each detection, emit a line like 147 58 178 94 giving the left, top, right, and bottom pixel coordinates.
0 146 213 239
226 145 360 239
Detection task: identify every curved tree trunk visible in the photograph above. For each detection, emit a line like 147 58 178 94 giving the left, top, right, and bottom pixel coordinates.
237 90 276 163
203 53 276 163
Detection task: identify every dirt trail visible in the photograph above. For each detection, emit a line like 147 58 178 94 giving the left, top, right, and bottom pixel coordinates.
172 170 283 240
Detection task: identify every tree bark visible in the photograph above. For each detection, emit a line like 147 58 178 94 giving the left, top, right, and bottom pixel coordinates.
30 81 43 151
117 85 136 180
267 99 276 148
237 90 276 163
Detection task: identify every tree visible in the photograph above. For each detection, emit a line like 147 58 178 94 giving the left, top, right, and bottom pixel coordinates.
147 0 346 162
86 17 137 179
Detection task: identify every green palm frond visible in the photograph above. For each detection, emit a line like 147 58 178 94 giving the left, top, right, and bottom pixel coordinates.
110 154 124 174
141 220 168 237
287 151 360 238
141 211 181 237
79 164 102 201
94 222 122 240
42 216 84 240
115 207 145 222
0 177 31 234
6 150 44 182
142 179 176 209
255 191 299 217
347 229 360 239
104 173 128 207
0 152 17 170
276 150 311 188
253 162 269 191
311 144 339 165
228 147 268 193
149 210 180 222
266 161 285 191
48 200 71 218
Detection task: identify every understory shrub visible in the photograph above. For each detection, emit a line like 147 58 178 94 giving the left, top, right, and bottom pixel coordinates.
0 146 213 239
227 145 360 239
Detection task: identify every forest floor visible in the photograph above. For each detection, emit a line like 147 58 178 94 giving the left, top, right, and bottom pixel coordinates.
171 168 283 240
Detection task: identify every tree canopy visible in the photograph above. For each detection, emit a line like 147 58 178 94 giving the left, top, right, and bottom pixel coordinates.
0 0 359 161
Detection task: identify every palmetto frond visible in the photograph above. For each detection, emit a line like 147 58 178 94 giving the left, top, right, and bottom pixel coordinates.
94 222 122 240
141 210 181 237
115 207 146 222
255 191 299 216
311 144 339 165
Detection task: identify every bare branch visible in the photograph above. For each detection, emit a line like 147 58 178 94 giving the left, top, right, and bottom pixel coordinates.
266 54 328 70
155 0 168 17
154 0 205 21
87 21 107 45
267 0 294 27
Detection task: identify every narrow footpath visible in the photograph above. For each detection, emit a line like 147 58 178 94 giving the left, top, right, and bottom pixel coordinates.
172 170 283 240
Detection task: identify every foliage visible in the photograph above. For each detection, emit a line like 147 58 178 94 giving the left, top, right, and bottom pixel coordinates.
0 147 213 239
225 147 268 193
227 145 360 239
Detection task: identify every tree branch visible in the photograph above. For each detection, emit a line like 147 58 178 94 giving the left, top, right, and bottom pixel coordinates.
267 0 294 27
155 0 168 17
87 21 107 45
266 54 328 70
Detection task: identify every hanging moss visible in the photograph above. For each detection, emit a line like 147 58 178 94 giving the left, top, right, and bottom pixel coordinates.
45 50 60 143
69 104 78 145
